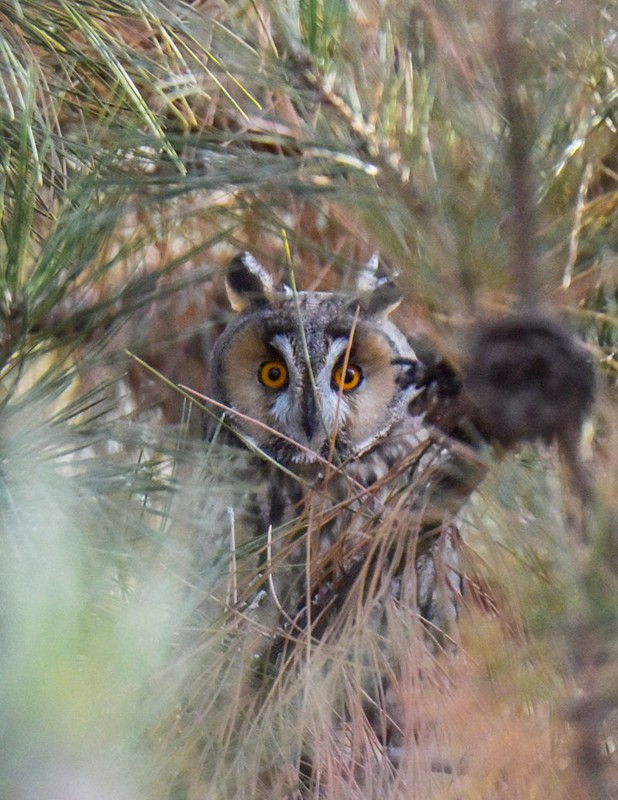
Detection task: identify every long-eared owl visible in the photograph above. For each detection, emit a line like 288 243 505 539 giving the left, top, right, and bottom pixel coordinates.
203 252 481 776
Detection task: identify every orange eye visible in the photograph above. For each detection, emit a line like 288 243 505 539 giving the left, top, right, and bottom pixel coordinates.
259 360 288 389
332 361 363 392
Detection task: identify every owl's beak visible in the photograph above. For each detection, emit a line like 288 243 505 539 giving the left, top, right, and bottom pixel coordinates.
301 392 318 440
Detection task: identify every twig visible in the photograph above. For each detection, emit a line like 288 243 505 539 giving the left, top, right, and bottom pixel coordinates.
494 0 539 309
563 162 593 290
228 506 238 606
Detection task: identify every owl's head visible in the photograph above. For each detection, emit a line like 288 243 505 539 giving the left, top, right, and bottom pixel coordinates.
208 253 420 466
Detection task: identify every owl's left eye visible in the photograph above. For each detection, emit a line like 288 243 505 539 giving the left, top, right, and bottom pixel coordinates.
259 359 288 389
332 361 363 393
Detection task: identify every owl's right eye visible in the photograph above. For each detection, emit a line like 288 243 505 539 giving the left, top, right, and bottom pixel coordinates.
259 360 288 389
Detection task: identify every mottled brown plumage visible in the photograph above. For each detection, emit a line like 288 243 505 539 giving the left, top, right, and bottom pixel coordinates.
204 254 483 658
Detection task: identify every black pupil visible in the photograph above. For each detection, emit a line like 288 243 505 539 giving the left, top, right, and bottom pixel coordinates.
343 368 355 384
268 366 281 382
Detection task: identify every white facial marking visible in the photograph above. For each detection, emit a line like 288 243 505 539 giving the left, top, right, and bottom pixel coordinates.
267 334 297 430
316 338 354 434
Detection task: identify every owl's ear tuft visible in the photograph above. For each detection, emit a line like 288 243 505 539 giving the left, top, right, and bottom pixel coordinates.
352 279 402 317
355 253 382 292
352 254 402 316
226 252 276 311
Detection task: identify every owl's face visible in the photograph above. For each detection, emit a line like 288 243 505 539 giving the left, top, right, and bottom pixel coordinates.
209 254 419 466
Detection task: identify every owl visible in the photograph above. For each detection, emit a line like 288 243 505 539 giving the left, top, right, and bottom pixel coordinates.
195 253 597 797
202 252 483 783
